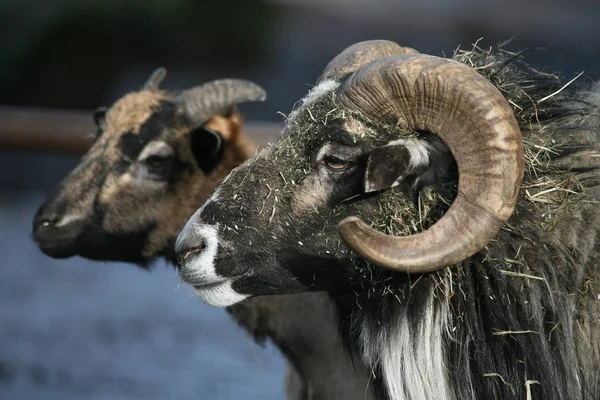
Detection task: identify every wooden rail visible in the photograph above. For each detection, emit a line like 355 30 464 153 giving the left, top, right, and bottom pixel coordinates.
0 106 282 155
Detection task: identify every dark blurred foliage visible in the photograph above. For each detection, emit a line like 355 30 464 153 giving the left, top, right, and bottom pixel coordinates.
0 0 279 109
1 0 599 121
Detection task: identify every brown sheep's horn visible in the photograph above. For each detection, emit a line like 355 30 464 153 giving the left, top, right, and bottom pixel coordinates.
142 67 167 90
176 79 266 128
336 54 524 273
319 40 419 82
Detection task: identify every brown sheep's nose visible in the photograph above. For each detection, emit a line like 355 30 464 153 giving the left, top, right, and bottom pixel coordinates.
37 214 59 229
33 204 62 233
32 200 84 259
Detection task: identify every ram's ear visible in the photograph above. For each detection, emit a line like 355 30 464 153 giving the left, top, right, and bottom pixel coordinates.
190 127 225 174
365 137 456 201
364 144 413 193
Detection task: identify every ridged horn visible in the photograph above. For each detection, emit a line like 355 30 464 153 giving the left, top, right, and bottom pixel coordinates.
319 40 419 82
176 79 266 127
336 54 524 273
142 67 167 90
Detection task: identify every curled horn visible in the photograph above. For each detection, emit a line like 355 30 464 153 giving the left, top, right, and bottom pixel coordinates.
143 67 167 90
336 54 524 273
176 79 266 128
319 40 419 82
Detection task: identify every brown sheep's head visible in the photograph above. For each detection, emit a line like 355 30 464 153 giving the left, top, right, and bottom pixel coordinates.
32 68 265 266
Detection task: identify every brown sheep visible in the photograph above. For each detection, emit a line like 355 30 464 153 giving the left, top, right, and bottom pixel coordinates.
32 68 372 400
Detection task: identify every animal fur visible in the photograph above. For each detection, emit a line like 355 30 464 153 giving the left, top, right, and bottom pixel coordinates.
176 42 600 400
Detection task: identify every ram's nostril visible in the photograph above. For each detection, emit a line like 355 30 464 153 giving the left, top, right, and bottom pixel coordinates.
177 240 206 266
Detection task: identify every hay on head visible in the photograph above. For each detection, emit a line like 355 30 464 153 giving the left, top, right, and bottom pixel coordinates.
271 40 599 296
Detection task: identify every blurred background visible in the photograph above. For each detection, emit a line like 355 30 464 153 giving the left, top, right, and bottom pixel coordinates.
1 0 600 398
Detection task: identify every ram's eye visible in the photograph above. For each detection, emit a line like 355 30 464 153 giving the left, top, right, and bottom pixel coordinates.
323 155 352 171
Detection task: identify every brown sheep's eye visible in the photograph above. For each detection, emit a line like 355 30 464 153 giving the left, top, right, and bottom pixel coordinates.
323 155 352 171
143 155 173 174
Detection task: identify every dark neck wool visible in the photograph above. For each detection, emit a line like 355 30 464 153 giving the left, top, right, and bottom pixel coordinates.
328 45 600 400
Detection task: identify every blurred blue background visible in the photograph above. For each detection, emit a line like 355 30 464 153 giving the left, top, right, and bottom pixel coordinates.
1 0 600 398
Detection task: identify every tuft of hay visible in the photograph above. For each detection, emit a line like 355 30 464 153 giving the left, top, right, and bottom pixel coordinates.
492 330 538 336
484 372 516 394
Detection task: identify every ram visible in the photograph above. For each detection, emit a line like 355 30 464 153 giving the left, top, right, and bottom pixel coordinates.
32 69 371 400
176 40 600 400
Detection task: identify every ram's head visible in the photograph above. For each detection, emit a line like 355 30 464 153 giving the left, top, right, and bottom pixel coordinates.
174 41 524 306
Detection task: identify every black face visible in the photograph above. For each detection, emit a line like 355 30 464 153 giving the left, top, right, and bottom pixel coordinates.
33 98 226 266
174 99 455 307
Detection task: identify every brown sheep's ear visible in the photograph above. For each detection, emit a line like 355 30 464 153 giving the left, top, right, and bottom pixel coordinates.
364 144 412 193
190 127 225 174
93 107 108 129
203 110 243 142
